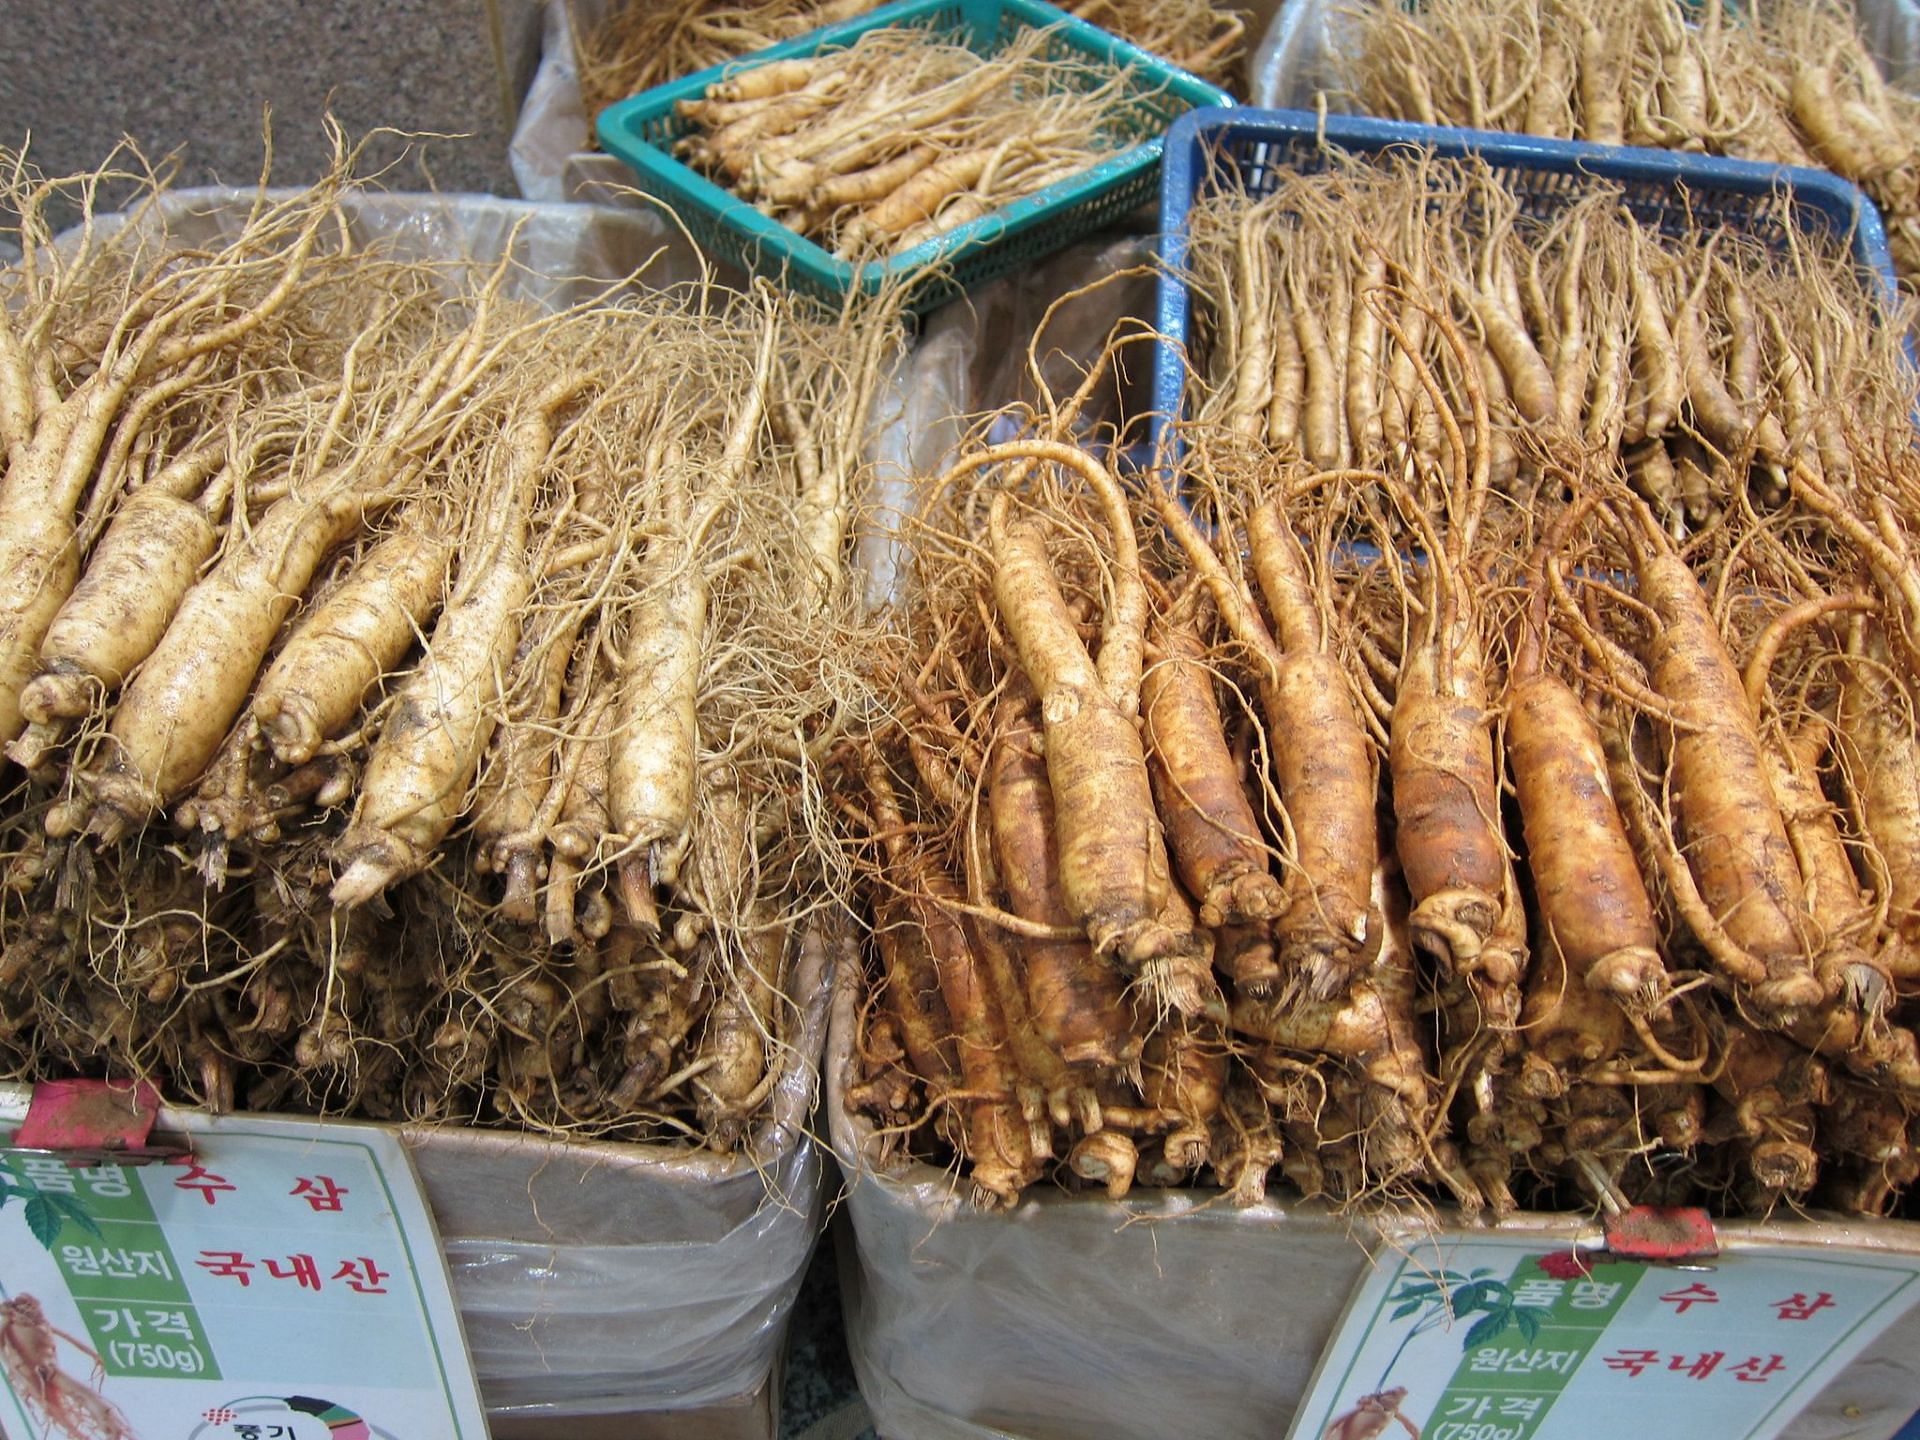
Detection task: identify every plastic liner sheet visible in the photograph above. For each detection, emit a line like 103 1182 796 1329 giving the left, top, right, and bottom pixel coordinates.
510 0 610 203
88 184 699 304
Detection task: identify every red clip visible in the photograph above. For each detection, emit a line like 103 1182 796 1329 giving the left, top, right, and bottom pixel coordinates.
9 1080 188 1167
1601 1205 1720 1263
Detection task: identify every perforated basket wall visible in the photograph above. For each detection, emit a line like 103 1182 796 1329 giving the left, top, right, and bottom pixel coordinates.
1148 107 1897 453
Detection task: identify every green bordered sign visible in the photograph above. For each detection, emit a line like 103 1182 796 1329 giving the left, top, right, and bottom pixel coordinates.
1287 1234 1920 1440
0 1111 485 1440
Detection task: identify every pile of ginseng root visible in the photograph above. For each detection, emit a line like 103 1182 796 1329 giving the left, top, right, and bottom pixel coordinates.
573 0 1244 123
1328 0 1920 283
0 132 903 1149
672 23 1148 261
843 153 1920 1223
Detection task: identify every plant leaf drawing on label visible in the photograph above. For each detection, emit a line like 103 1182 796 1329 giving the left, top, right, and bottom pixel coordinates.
1321 1266 1538 1440
0 1177 100 1251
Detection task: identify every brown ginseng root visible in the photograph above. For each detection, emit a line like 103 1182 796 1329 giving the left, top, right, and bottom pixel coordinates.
1374 300 1517 1000
1512 898 1712 1197
1214 924 1280 1004
1460 184 1558 429
597 927 712 1113
1150 470 1376 999
1141 1020 1228 1174
1388 543 1512 988
1513 936 1634 1108
1211 1084 1285 1207
962 898 1071 1160
470 610 587 924
986 677 1138 1069
1625 238 1685 444
1067 1128 1139 1200
860 899 960 1134
865 754 1039 1205
1508 534 1670 1014
1245 499 1377 995
13 430 238 764
1836 617 1920 968
694 910 785 1152
1750 709 1920 1090
538 622 623 947
977 442 1202 1003
1589 496 1826 1018
1229 850 1474 1208
919 725 1080 1154
1815 1082 1918 1215
251 519 453 768
1142 583 1285 936
1708 1018 1827 1205
544 695 617 948
1672 247 1790 467
1440 889 1535 1193
167 711 283 855
610 320 774 931
332 381 584 905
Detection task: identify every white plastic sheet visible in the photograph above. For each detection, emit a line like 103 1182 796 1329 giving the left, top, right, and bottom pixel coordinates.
102 185 700 306
512 0 623 203
1858 0 1920 87
1248 0 1353 109
512 1 598 202
47 188 828 1427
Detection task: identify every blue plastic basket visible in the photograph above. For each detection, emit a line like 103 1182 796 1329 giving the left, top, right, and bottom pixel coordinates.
1149 107 1898 454
596 0 1232 316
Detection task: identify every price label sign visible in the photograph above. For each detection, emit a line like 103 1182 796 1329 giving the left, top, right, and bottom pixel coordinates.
0 1111 486 1440
1288 1234 1920 1440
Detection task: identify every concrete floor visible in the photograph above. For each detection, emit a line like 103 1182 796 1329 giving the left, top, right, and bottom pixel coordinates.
780 1225 875 1440
0 0 541 225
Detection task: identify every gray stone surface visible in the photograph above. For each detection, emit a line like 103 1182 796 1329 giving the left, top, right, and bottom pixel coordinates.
0 0 544 216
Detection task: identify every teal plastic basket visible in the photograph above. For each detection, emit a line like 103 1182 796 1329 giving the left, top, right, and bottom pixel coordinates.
595 0 1232 315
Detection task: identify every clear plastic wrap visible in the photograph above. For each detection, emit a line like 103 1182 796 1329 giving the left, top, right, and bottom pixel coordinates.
1858 0 1920 87
42 188 830 1431
96 185 700 305
1248 0 1352 109
512 0 596 202
509 0 621 203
